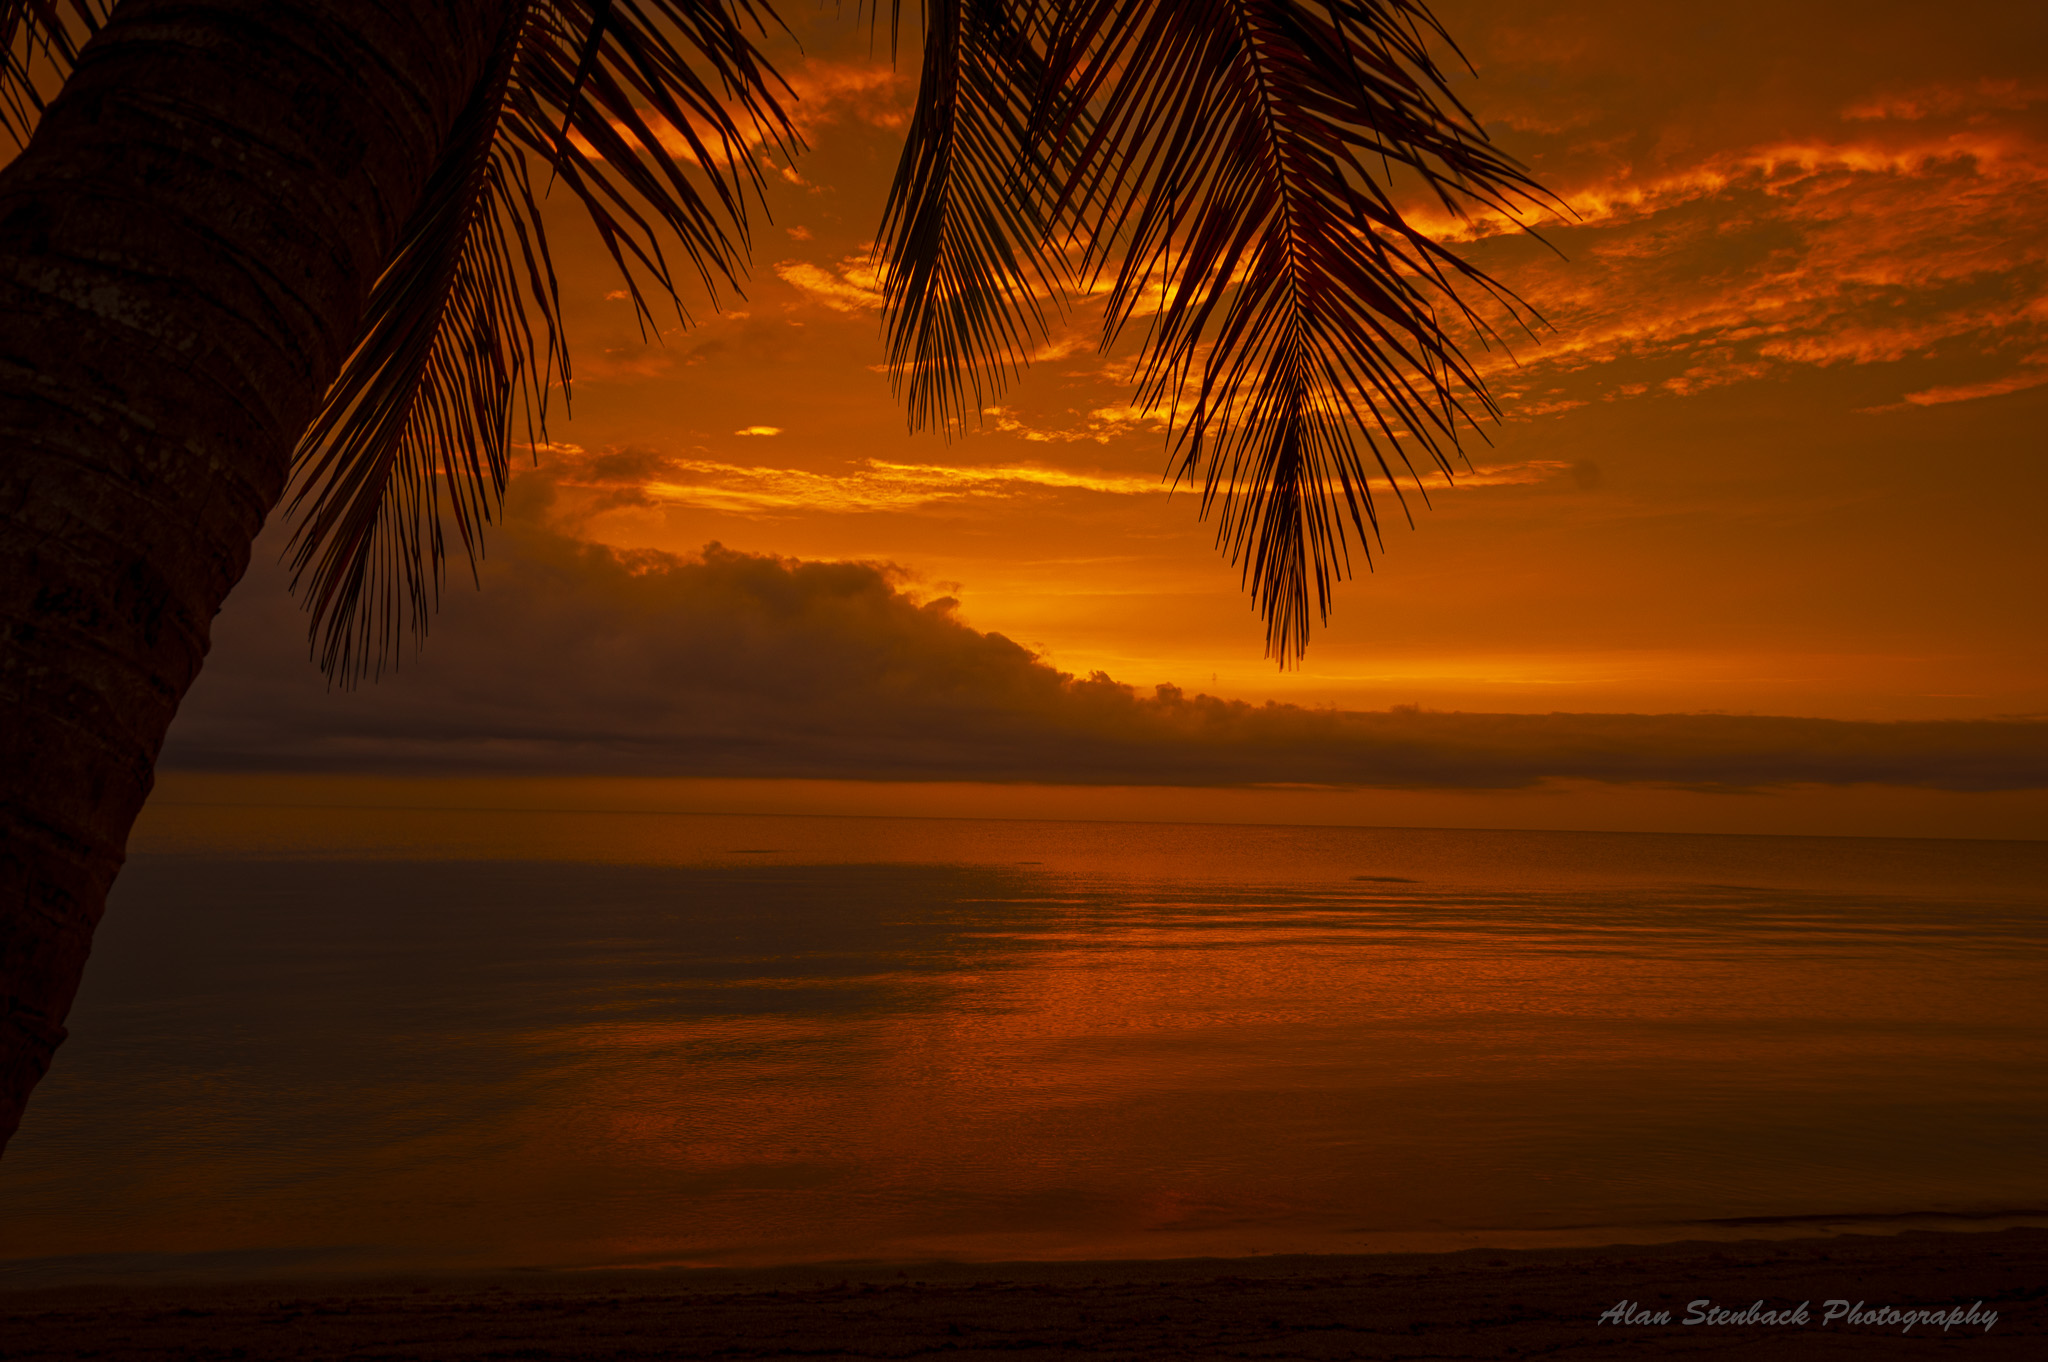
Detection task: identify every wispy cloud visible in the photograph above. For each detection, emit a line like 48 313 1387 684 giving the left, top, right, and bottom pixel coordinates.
1430 123 2048 411
572 58 908 169
781 60 908 133
764 107 2047 422
553 450 1166 515
1843 78 2048 123
1871 354 2048 411
981 404 1170 444
544 444 1573 515
774 258 884 313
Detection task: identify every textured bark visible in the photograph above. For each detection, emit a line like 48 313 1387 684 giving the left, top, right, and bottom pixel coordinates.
0 0 508 1150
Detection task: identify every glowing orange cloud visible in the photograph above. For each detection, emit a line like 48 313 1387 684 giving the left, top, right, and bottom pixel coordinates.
1428 126 2048 413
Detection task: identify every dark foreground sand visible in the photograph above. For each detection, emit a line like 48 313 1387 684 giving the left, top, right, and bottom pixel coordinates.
3 1229 2042 1360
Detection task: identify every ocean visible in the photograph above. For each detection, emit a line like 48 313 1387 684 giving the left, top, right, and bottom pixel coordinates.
3 802 2044 1286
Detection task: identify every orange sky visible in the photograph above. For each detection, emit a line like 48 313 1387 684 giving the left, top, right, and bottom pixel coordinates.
150 0 2048 836
512 0 2046 720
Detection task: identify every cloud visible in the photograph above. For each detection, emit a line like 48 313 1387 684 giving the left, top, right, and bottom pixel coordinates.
569 347 675 382
548 446 1165 515
1843 79 2048 123
981 404 1169 444
1895 359 2048 409
573 58 907 169
164 523 2048 792
752 78 2047 426
1430 123 2048 411
538 443 1571 515
781 60 908 133
1442 460 1572 487
774 258 884 313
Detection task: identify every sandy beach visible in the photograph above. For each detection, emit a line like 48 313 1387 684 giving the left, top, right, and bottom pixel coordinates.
3 1228 2041 1360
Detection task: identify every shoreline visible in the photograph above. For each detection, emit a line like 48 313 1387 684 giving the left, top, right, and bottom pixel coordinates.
11 1208 2046 1294
6 1227 2042 1359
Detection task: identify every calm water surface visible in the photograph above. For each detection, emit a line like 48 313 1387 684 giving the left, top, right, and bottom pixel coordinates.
3 806 2044 1284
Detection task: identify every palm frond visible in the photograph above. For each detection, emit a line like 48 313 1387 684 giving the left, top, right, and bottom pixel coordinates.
0 0 103 145
1056 0 1553 663
889 0 1554 663
284 5 550 683
875 0 1076 432
500 0 794 328
286 0 795 682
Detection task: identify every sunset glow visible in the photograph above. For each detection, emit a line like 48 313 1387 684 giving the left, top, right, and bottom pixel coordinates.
342 0 2047 742
5 2 2046 1335
143 0 2048 837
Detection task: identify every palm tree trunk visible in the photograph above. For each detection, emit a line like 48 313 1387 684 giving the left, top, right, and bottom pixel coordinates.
0 0 510 1151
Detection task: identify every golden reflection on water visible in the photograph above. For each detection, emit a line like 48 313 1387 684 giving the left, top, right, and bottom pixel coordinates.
514 896 2044 1268
3 805 2045 1281
131 795 2044 897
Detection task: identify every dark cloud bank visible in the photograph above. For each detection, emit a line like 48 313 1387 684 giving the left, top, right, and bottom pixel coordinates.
163 524 2048 793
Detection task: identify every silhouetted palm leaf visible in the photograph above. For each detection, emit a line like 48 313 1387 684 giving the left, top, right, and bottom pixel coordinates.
882 0 1553 662
0 0 103 144
285 0 793 681
266 0 1538 680
876 0 1078 431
